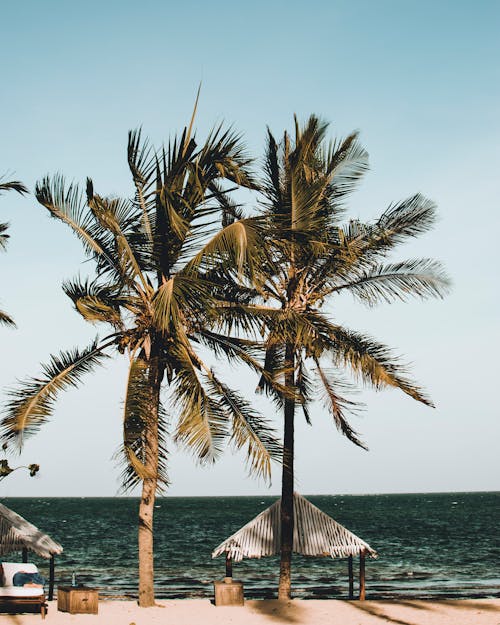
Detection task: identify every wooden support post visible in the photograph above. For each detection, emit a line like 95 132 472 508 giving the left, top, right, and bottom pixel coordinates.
48 554 55 601
225 552 233 579
348 555 354 599
22 547 28 563
359 550 366 600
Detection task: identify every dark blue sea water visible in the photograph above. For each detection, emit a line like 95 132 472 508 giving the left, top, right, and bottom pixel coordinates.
3 493 499 600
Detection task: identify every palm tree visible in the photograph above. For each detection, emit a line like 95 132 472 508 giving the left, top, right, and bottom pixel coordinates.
0 121 280 606
1 176 28 326
235 116 450 599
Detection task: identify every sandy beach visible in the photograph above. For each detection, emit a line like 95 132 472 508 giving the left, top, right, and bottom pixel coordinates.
2 599 499 625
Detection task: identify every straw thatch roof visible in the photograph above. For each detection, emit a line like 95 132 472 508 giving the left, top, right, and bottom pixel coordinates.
0 503 63 559
212 493 377 562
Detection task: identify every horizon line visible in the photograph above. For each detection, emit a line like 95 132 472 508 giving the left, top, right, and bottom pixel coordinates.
2 489 498 499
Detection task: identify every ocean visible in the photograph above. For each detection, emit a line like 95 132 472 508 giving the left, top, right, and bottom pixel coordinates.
3 492 499 600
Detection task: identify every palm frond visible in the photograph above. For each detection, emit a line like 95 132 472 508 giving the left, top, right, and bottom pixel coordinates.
197 331 287 408
325 322 434 406
324 131 369 204
171 342 228 462
196 123 256 189
292 114 329 164
151 119 256 276
262 128 282 208
259 307 433 407
197 329 261 362
296 356 314 423
256 308 326 358
86 183 150 294
208 180 244 226
127 128 155 241
378 193 437 241
262 116 368 238
0 178 22 324
153 150 193 273
204 372 281 480
314 361 367 449
288 167 332 233
210 301 269 338
152 277 177 333
0 307 16 327
155 157 192 242
309 196 443 297
117 358 169 492
182 83 201 157
1 339 109 447
35 175 104 256
342 193 436 261
330 258 451 304
337 194 437 266
0 178 28 196
184 217 262 280
63 276 124 326
0 222 9 251
152 275 215 334
256 344 285 399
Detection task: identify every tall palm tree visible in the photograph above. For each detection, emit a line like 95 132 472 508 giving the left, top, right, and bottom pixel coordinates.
0 122 280 606
1 176 28 326
232 116 450 599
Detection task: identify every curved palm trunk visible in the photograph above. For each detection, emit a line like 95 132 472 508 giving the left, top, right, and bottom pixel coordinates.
278 343 295 601
138 349 164 607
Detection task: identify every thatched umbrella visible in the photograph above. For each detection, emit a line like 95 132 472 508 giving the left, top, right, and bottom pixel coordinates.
213 493 377 599
0 503 63 600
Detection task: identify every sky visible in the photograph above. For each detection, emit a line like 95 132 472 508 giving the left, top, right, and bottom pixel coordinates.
1 0 499 497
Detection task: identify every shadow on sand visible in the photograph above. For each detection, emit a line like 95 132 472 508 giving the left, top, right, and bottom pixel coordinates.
0 615 24 625
246 599 307 623
349 599 499 625
430 599 499 612
245 598 500 625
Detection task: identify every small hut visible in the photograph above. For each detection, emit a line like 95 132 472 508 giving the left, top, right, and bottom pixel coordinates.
0 503 63 600
212 492 377 599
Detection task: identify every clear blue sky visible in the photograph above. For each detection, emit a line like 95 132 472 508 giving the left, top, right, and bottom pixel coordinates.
1 0 499 496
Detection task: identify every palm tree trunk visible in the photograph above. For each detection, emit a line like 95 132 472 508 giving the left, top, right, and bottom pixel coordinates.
278 343 295 601
138 350 163 607
138 471 157 606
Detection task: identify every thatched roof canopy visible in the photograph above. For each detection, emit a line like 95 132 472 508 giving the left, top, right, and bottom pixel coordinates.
0 503 63 559
212 493 377 562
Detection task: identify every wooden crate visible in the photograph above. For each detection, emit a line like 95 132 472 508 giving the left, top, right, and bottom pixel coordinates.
57 586 98 614
214 578 244 606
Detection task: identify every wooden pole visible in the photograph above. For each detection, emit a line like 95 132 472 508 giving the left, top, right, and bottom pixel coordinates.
359 550 366 600
225 552 233 579
48 555 55 601
348 555 354 599
22 547 28 563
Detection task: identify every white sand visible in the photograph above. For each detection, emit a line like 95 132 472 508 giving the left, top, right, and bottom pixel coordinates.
2 598 499 625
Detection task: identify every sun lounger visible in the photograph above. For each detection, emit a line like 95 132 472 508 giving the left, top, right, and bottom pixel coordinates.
0 562 47 618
